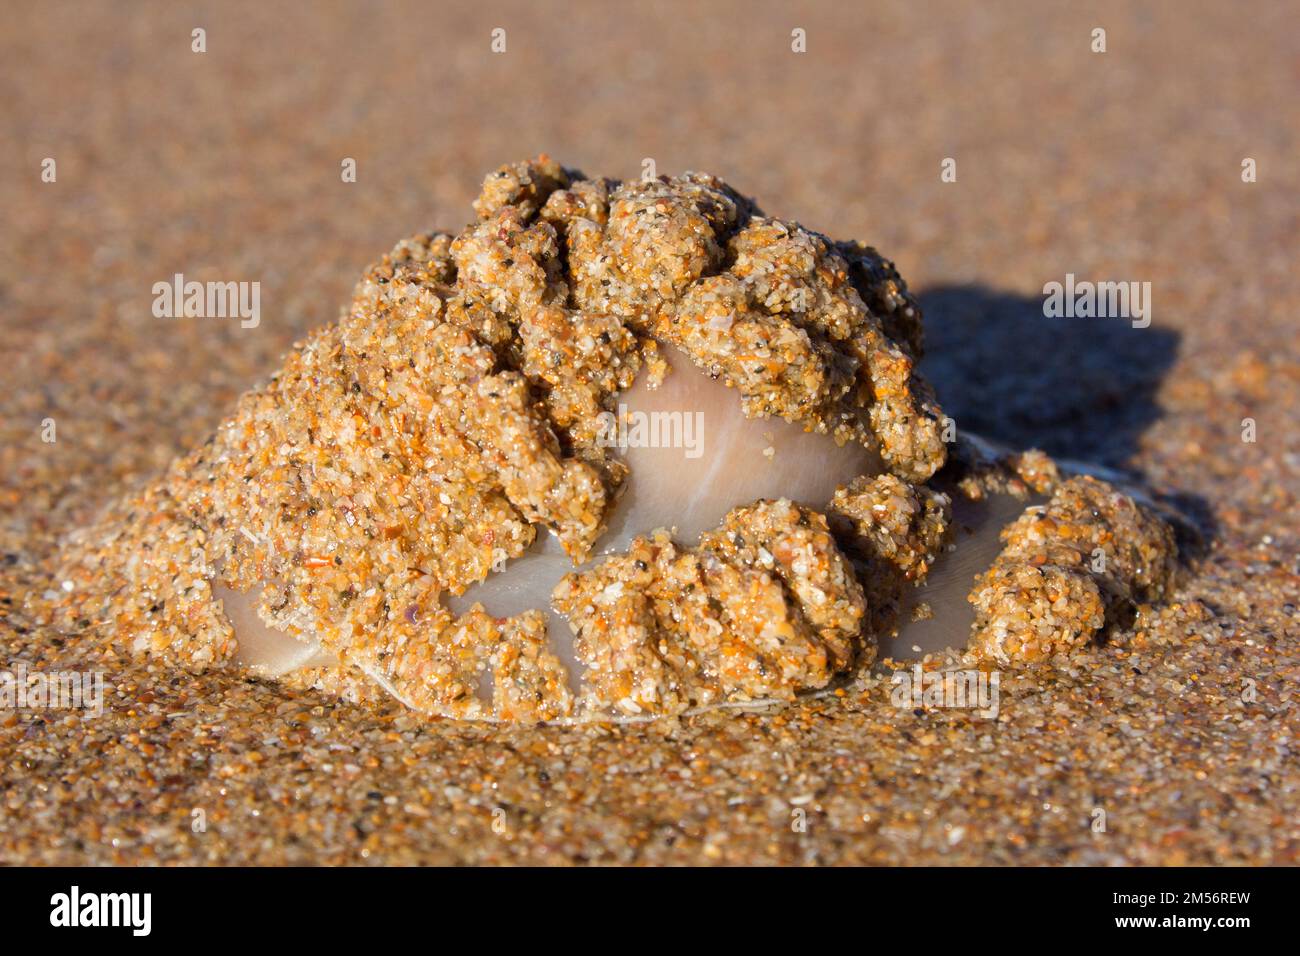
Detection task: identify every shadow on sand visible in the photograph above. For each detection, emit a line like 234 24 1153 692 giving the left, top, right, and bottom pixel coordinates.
917 284 1215 548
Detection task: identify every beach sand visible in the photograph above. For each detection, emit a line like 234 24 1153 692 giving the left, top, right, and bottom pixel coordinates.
1 0 1296 864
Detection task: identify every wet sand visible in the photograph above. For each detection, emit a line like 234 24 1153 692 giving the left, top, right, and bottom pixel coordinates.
1 0 1296 864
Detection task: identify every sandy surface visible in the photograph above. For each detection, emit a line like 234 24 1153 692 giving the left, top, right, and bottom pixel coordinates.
1 0 1296 864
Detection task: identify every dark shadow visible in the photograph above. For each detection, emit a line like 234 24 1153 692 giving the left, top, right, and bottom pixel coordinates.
917 284 1215 553
918 284 1178 466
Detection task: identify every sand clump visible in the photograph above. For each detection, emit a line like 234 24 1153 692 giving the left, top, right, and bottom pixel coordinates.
36 157 1179 722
